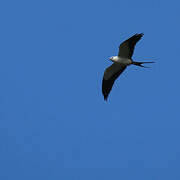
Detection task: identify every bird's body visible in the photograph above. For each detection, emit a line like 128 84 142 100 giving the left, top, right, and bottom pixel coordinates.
110 56 132 65
102 33 154 101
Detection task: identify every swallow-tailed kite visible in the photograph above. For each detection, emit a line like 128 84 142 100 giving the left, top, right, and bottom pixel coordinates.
102 33 154 101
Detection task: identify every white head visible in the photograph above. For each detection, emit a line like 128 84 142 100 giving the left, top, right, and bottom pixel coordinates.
109 56 114 61
109 56 118 62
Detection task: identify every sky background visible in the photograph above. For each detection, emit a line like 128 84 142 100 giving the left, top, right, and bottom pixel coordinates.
0 0 180 179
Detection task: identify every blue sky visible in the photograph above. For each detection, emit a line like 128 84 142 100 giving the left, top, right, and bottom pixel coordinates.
0 0 180 179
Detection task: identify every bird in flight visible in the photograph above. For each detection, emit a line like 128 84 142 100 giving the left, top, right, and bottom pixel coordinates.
102 33 154 101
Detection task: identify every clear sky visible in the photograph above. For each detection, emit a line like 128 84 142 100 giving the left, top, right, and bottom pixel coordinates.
0 0 180 179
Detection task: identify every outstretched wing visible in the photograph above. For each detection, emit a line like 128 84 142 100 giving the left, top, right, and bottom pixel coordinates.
102 63 127 101
118 33 144 58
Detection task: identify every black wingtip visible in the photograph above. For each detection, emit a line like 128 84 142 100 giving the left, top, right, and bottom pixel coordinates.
103 95 108 101
138 33 144 36
134 33 144 36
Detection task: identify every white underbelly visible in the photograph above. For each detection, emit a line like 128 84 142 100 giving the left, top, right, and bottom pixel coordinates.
117 57 132 65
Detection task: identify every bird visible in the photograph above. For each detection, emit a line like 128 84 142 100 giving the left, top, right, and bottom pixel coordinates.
102 33 154 101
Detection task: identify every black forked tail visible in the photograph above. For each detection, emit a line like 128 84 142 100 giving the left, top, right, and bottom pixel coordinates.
132 61 155 68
